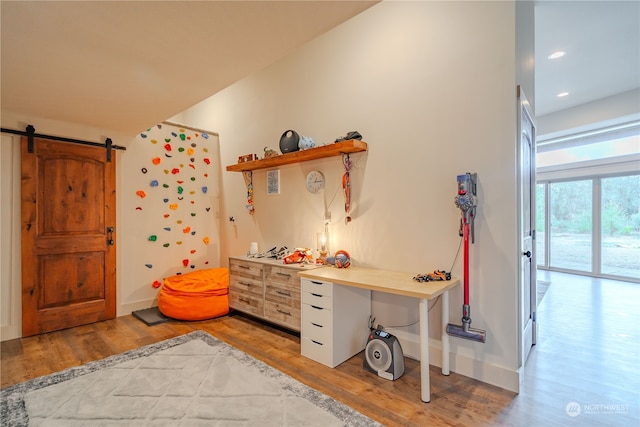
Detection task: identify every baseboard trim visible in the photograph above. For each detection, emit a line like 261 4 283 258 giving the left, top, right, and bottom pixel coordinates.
118 299 158 317
392 330 520 393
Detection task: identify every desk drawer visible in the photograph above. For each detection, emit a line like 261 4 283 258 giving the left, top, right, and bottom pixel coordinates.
301 318 331 344
301 279 332 297
301 337 333 368
302 291 331 309
230 275 263 295
264 300 300 331
229 293 263 316
229 258 263 279
265 282 300 306
266 265 299 287
302 303 331 326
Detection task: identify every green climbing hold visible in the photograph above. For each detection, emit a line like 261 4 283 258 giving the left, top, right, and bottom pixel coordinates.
148 235 157 241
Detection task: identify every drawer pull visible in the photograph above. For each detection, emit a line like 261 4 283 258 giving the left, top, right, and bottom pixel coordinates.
239 281 252 286
239 265 250 269
276 272 292 277
276 309 291 316
276 290 291 297
311 322 323 328
311 305 323 310
239 297 250 304
311 339 323 346
310 281 323 285
311 293 322 297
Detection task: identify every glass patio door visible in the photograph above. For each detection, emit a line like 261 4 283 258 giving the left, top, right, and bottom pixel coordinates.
601 175 640 279
537 174 640 281
549 180 593 272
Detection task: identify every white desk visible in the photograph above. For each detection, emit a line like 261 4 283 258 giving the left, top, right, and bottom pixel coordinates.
298 266 459 403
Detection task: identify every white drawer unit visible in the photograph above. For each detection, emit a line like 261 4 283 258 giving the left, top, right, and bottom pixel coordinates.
300 278 371 368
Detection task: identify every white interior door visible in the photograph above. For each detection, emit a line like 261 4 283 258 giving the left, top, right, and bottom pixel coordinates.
518 86 537 365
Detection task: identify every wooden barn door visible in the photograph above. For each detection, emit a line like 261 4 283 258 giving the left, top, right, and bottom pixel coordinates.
21 136 116 337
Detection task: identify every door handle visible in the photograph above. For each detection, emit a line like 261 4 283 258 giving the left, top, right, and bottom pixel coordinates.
523 250 531 258
107 227 115 245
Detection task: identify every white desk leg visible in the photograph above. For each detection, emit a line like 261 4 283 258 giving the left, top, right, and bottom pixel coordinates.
419 298 430 403
442 290 450 376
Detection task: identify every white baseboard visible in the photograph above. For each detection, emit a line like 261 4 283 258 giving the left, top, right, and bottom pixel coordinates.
118 299 158 317
392 330 520 393
446 349 520 393
1 323 21 342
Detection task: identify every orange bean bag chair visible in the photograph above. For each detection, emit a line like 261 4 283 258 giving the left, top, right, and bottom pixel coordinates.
158 268 229 321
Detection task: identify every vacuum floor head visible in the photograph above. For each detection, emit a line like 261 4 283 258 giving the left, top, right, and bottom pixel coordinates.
446 323 486 343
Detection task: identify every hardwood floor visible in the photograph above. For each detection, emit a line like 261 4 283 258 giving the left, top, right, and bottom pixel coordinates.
2 271 638 426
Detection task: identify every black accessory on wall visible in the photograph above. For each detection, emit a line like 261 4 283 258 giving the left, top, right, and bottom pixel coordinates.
279 130 300 154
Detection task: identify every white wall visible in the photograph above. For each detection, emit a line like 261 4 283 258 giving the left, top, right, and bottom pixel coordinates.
0 112 223 340
177 1 527 392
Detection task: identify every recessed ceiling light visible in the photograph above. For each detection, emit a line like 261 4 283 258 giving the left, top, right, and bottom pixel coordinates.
548 51 566 60
557 92 569 98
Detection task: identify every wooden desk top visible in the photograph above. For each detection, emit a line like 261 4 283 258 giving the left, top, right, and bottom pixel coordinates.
298 266 459 300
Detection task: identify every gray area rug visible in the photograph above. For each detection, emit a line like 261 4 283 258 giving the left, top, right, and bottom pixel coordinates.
1 331 381 426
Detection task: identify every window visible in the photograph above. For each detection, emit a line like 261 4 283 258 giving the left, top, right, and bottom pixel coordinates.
536 120 640 282
537 134 639 167
537 120 640 168
601 175 640 279
536 183 546 266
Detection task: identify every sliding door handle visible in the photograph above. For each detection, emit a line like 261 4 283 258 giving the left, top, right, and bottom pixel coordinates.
107 227 115 245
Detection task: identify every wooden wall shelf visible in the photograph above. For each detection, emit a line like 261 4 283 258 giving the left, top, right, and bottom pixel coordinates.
226 140 368 172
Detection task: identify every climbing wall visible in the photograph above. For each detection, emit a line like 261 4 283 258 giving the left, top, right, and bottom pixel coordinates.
121 123 220 308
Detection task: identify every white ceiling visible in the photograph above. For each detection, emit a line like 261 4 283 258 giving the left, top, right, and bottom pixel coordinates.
2 1 638 134
1 1 378 135
535 0 640 116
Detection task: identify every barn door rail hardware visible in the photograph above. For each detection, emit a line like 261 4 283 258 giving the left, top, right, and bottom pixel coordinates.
1 124 126 161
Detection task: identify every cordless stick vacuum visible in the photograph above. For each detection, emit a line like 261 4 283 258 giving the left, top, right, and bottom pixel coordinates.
446 173 487 343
